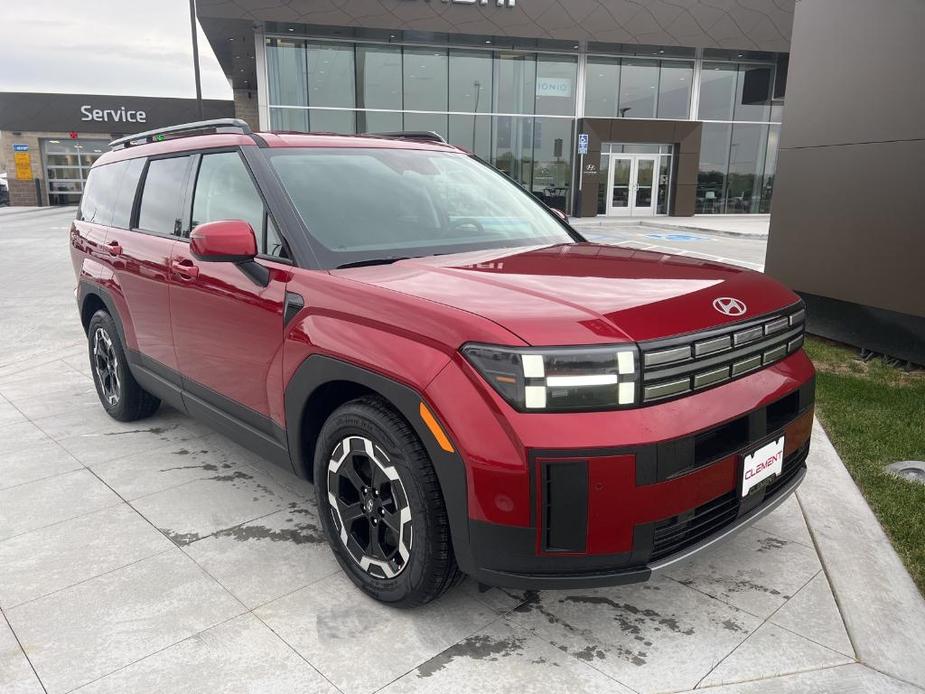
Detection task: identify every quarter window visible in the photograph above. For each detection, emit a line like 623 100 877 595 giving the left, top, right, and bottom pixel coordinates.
137 156 192 235
79 162 123 226
110 158 145 229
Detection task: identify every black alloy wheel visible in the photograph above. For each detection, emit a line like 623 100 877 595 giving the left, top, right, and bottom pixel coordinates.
87 309 160 421
314 396 462 606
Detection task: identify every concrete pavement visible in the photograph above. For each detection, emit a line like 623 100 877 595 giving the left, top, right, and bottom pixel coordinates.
0 207 921 693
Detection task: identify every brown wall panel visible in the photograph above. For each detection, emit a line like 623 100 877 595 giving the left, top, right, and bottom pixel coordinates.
767 0 925 331
779 0 925 150
767 140 924 318
673 184 697 217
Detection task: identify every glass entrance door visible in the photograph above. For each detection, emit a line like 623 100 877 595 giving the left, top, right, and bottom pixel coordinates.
608 156 632 214
633 157 656 214
606 154 659 216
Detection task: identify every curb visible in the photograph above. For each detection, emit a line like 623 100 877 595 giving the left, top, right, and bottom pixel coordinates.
568 218 769 239
0 206 77 220
636 220 769 239
798 419 925 689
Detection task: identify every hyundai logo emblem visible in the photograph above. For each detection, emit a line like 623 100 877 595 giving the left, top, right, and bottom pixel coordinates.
713 297 747 316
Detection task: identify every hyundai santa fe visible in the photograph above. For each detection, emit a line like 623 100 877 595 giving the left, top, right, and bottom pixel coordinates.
70 119 815 606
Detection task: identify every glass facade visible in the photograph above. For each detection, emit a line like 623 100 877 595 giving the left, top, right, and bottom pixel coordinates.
264 36 784 215
695 60 779 213
584 57 694 120
266 38 577 211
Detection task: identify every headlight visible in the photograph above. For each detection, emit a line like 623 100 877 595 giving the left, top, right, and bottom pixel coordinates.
461 343 639 412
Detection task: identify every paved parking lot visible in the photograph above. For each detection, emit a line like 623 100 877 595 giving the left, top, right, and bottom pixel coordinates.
0 208 920 693
572 219 769 272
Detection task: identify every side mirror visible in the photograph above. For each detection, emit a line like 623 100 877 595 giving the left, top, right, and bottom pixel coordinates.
189 220 269 287
552 208 569 223
190 219 258 263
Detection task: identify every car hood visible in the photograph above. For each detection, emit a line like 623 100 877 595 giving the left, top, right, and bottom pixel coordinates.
332 243 801 345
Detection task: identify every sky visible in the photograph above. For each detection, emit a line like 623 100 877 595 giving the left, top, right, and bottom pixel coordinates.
0 0 231 99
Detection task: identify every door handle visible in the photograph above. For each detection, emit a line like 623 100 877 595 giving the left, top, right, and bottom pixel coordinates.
106 240 123 256
171 258 199 281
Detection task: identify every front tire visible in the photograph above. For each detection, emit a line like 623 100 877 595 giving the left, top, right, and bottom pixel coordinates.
87 310 160 422
314 396 461 607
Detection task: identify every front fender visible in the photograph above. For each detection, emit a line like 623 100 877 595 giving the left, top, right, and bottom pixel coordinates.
283 354 476 577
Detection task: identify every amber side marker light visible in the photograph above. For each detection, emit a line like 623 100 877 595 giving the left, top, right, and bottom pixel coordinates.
419 402 455 453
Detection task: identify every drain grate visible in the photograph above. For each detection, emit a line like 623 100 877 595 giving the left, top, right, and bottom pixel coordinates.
885 461 925 484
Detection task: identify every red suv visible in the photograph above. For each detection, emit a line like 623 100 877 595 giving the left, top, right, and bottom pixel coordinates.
71 119 814 606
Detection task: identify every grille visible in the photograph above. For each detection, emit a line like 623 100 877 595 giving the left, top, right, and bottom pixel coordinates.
639 304 806 404
649 443 808 563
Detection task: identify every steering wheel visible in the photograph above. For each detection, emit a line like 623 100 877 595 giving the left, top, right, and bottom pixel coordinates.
448 217 485 234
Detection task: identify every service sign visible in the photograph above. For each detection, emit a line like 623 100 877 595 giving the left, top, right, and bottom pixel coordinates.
0 93 233 135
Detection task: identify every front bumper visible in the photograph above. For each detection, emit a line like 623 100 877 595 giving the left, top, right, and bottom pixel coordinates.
424 350 816 589
468 445 807 590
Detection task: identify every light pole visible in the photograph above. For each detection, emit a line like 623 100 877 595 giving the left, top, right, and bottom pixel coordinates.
189 0 204 120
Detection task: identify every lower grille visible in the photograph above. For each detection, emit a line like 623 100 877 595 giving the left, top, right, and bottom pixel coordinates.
649 444 807 563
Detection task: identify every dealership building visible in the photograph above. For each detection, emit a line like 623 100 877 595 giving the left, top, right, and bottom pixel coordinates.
2 0 921 361
1 1 791 218
191 0 793 219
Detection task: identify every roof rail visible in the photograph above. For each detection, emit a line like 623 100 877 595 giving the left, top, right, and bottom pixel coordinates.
367 131 447 144
109 118 253 150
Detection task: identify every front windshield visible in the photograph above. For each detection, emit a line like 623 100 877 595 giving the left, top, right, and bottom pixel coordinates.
268 147 577 268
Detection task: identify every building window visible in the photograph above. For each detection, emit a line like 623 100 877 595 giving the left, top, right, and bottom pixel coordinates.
584 57 693 120
536 55 577 117
696 123 732 213
657 61 693 119
696 123 778 213
449 50 493 114
356 45 402 110
307 43 355 109
531 117 573 211
266 38 307 107
584 57 621 118
618 59 658 118
403 48 448 112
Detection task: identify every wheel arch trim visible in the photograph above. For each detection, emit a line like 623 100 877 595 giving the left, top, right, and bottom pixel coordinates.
284 354 475 574
78 280 128 346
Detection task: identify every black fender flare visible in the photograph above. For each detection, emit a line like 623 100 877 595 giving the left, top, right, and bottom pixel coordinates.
284 354 475 575
77 280 128 346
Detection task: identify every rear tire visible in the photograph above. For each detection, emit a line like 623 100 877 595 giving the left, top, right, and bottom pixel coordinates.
314 396 461 607
87 310 160 422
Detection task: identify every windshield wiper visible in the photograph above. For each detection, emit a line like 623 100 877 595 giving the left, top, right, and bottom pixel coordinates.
335 257 410 269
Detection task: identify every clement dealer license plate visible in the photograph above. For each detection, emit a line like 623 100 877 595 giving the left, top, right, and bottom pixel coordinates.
741 436 785 497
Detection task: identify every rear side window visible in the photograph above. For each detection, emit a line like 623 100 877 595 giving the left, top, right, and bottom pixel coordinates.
191 152 264 238
110 158 145 229
79 162 123 225
137 156 192 235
